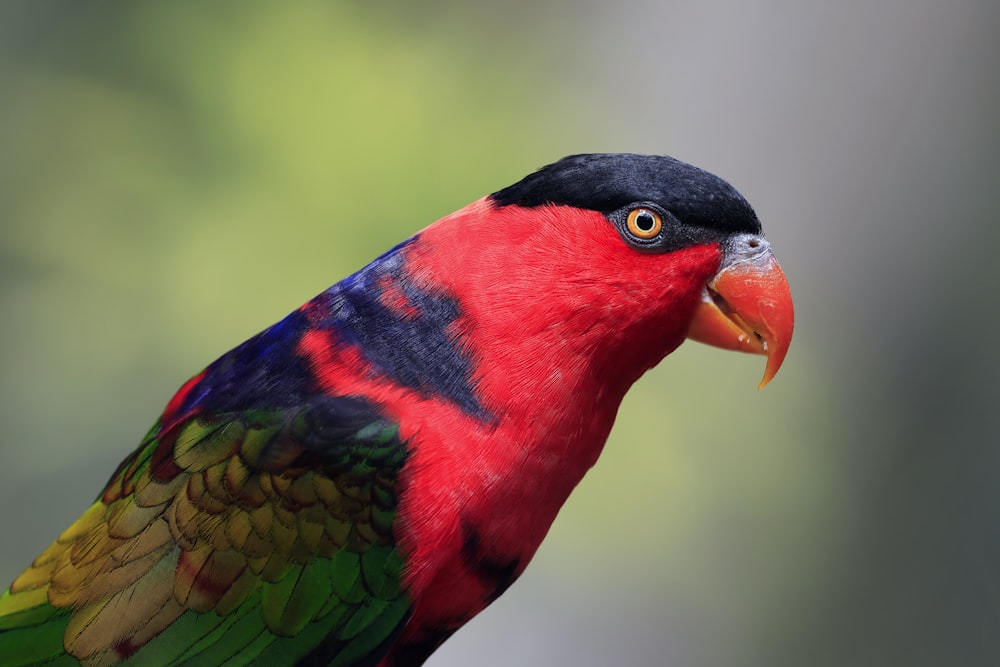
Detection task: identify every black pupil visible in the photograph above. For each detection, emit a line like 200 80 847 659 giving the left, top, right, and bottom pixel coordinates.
636 211 655 232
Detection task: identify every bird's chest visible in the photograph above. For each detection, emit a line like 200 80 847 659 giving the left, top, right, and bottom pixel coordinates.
391 394 620 632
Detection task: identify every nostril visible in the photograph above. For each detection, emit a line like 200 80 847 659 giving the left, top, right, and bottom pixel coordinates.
747 238 760 249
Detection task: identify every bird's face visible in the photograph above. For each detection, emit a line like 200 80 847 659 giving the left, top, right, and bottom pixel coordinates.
413 153 793 391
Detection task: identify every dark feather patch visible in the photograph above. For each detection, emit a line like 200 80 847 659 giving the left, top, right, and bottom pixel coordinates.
460 521 520 604
166 239 488 424
491 153 761 236
315 242 489 419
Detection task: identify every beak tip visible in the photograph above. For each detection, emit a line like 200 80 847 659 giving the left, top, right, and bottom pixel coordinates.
757 366 777 390
757 331 791 389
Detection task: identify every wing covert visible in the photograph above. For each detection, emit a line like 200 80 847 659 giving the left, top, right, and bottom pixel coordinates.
0 393 412 667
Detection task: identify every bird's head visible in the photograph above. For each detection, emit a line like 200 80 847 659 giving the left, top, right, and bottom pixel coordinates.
410 153 794 392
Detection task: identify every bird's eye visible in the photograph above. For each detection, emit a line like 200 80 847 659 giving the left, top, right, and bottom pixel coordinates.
626 208 663 239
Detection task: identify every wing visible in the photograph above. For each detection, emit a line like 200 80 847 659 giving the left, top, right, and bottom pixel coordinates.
0 392 411 667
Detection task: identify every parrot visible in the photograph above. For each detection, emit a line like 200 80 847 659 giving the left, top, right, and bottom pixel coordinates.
0 153 793 666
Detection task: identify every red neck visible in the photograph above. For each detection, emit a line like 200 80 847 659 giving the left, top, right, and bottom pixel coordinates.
388 200 722 624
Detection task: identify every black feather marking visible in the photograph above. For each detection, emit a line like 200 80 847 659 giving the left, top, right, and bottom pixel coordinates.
491 153 761 237
460 520 520 604
381 629 458 667
167 238 490 423
316 241 490 420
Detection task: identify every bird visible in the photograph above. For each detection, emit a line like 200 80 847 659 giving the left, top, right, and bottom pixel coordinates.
0 153 793 666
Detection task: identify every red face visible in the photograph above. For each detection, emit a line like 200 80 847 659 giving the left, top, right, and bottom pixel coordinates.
407 197 792 401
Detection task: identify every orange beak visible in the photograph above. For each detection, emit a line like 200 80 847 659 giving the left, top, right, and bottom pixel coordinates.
686 242 794 388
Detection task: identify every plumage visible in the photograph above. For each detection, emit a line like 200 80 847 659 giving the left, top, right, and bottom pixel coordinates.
0 153 793 666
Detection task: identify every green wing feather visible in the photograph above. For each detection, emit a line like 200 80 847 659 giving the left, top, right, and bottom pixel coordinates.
0 400 411 666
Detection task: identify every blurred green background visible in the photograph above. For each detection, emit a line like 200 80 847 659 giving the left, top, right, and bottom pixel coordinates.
2 1 998 665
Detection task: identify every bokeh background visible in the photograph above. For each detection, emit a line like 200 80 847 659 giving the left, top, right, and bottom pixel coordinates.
2 1 998 665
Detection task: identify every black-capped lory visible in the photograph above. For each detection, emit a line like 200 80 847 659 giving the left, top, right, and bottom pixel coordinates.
0 154 794 666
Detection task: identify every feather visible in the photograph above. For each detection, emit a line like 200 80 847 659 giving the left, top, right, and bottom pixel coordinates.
64 546 178 661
